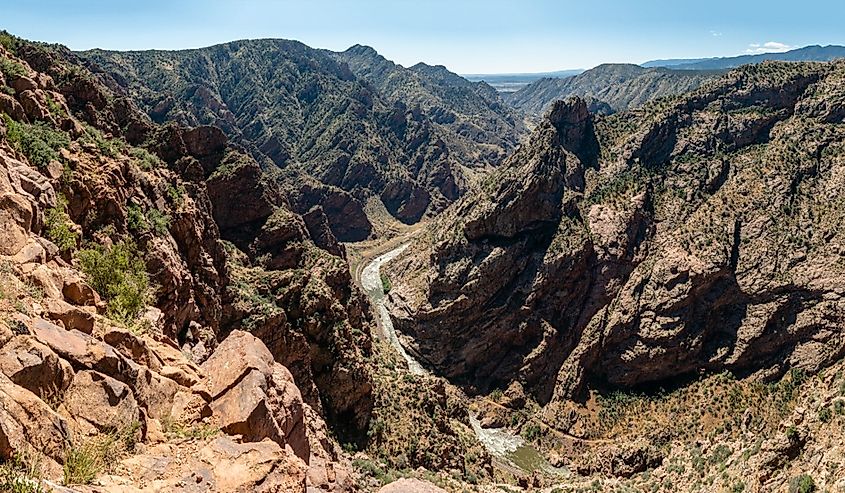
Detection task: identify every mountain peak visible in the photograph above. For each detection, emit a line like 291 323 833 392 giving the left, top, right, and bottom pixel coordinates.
344 43 380 56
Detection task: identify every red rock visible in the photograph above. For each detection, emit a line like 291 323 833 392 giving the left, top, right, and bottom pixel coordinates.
0 372 68 468
379 478 447 493
9 76 37 93
0 192 32 255
0 335 74 399
64 370 140 433
62 276 100 306
44 298 95 334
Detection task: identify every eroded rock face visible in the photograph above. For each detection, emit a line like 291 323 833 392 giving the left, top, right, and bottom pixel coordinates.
0 335 74 398
379 478 447 493
64 370 140 433
0 39 361 490
198 330 355 491
77 436 308 493
201 330 309 460
391 62 845 404
0 372 68 469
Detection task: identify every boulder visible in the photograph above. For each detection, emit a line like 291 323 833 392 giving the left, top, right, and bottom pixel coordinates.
18 89 51 122
201 330 309 461
132 366 180 421
44 298 95 334
31 319 179 420
0 93 27 121
0 372 68 467
501 381 527 410
28 264 64 300
379 478 447 493
63 370 140 433
477 401 509 429
10 76 37 93
31 319 128 377
62 276 100 306
0 335 74 399
11 238 46 264
0 192 32 255
169 388 211 424
83 436 307 492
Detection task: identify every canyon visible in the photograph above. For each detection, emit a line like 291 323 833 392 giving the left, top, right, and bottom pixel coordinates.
0 27 844 493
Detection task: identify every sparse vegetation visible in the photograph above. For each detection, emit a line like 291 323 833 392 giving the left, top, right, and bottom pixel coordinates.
44 194 79 253
126 203 147 232
161 416 219 440
147 208 171 236
166 183 186 206
80 123 125 157
63 422 140 486
0 449 46 493
0 31 20 53
77 240 149 323
0 56 26 79
788 474 816 493
3 114 70 167
44 93 66 118
380 272 392 293
129 146 162 171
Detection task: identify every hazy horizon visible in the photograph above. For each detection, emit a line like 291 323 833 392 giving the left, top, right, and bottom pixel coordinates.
3 0 845 73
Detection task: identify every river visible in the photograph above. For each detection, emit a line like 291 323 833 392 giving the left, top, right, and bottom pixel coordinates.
360 244 563 475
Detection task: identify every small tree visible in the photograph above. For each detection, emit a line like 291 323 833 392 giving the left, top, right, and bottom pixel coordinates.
77 240 149 323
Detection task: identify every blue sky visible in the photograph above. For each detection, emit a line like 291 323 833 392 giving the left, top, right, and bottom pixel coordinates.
2 0 844 73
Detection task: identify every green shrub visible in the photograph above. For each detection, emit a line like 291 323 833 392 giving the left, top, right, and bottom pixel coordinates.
80 124 124 157
818 406 832 423
129 146 162 171
147 208 171 236
709 444 732 465
126 204 170 236
380 273 391 293
520 422 542 441
160 416 219 440
0 31 20 53
166 183 186 206
788 474 816 493
0 449 46 493
77 240 149 323
0 57 26 79
63 422 139 486
44 195 79 253
3 115 70 167
126 203 147 232
44 94 66 118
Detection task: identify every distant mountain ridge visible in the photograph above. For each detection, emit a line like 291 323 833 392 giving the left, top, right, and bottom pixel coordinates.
81 39 527 234
506 63 720 115
643 44 845 70
332 44 525 167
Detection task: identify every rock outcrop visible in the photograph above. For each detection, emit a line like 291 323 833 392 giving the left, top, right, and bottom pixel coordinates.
0 34 366 491
390 61 845 406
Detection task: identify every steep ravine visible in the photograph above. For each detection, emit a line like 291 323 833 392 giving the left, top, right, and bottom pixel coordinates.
360 243 560 476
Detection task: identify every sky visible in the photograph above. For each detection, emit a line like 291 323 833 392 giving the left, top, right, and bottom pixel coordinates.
2 0 844 74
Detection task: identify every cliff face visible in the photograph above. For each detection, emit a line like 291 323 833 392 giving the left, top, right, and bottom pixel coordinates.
389 61 845 404
0 34 375 490
80 41 526 231
334 45 525 166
